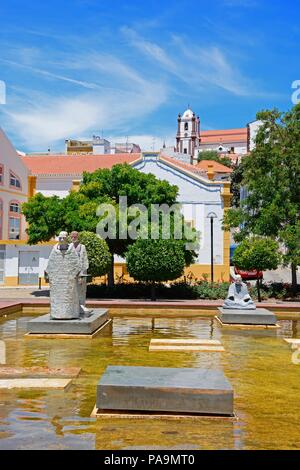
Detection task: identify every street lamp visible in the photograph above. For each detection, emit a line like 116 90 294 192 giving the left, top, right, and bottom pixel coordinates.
207 212 218 284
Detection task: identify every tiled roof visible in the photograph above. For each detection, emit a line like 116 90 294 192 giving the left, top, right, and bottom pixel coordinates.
196 160 233 173
160 154 208 179
200 128 247 144
21 153 141 175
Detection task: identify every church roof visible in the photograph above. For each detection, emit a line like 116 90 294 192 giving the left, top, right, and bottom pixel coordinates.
160 154 209 179
182 108 194 119
200 128 247 144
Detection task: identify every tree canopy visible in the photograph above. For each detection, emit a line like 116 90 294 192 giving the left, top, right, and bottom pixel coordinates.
224 104 300 290
77 231 111 278
232 237 281 301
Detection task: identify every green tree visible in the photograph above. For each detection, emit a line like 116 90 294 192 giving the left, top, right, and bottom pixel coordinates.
78 231 111 278
224 104 300 293
232 237 281 302
230 159 245 207
22 193 65 245
126 238 194 300
197 150 232 168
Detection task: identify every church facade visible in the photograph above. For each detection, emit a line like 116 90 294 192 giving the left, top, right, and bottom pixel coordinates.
174 107 260 162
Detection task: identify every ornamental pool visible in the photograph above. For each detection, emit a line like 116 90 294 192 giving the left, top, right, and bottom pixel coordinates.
0 309 300 450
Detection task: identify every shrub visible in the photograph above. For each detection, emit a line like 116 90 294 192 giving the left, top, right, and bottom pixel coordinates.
78 231 111 278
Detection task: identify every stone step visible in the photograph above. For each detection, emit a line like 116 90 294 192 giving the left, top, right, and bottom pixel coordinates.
150 338 221 345
0 378 72 389
149 345 225 352
0 366 81 378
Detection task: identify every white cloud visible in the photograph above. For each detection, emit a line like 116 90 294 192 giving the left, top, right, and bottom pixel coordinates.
6 77 168 150
3 51 169 150
122 27 276 98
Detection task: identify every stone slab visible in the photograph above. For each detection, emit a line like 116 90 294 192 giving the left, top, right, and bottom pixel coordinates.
150 338 221 345
284 338 300 344
149 345 225 352
217 307 277 325
284 338 300 349
27 308 109 335
0 378 72 389
96 366 234 416
0 367 81 378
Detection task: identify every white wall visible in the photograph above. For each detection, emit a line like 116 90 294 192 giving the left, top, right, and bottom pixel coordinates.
36 176 75 198
133 155 224 265
4 244 53 279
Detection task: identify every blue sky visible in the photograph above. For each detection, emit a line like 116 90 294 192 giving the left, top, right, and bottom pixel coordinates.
0 0 299 152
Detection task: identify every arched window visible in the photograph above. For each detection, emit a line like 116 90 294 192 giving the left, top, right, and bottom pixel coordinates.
9 171 21 190
9 202 20 213
8 200 21 240
0 165 3 185
184 122 188 131
0 199 3 240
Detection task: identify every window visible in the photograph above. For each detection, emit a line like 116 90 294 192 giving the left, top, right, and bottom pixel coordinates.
9 200 21 239
9 217 20 239
184 148 187 154
9 202 20 213
184 122 188 131
0 200 2 239
9 171 21 189
0 165 3 185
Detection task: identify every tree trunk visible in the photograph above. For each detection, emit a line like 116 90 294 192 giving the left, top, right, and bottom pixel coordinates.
256 277 261 303
291 263 298 297
108 254 115 287
151 283 156 302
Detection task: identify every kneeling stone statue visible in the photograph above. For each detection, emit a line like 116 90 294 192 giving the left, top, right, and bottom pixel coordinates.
223 275 256 310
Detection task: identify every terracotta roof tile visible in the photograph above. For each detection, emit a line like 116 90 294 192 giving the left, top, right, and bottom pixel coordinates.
21 153 141 175
196 160 233 173
200 128 247 144
160 155 208 179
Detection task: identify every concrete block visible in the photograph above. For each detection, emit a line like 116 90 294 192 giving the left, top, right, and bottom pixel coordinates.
96 366 234 416
217 307 277 325
27 308 109 335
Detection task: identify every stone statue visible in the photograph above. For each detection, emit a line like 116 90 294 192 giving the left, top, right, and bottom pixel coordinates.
70 231 93 316
223 275 256 310
46 231 81 320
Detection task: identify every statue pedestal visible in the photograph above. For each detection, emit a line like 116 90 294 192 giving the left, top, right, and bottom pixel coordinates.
217 307 277 326
96 366 234 417
27 309 109 337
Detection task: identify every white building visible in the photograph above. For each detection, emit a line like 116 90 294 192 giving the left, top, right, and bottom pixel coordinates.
176 108 200 157
175 107 262 162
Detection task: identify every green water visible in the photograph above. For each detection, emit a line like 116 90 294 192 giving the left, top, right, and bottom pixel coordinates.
0 310 300 450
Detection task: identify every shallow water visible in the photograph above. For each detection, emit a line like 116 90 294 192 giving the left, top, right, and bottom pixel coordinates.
0 310 300 450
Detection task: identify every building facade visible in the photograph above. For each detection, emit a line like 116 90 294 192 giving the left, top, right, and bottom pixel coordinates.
0 127 231 286
175 107 261 161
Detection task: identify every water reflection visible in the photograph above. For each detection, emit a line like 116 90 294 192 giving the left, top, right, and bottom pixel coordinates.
0 311 299 449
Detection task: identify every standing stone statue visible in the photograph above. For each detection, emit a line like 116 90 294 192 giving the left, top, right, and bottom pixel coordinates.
46 231 81 320
223 275 256 310
70 231 93 316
